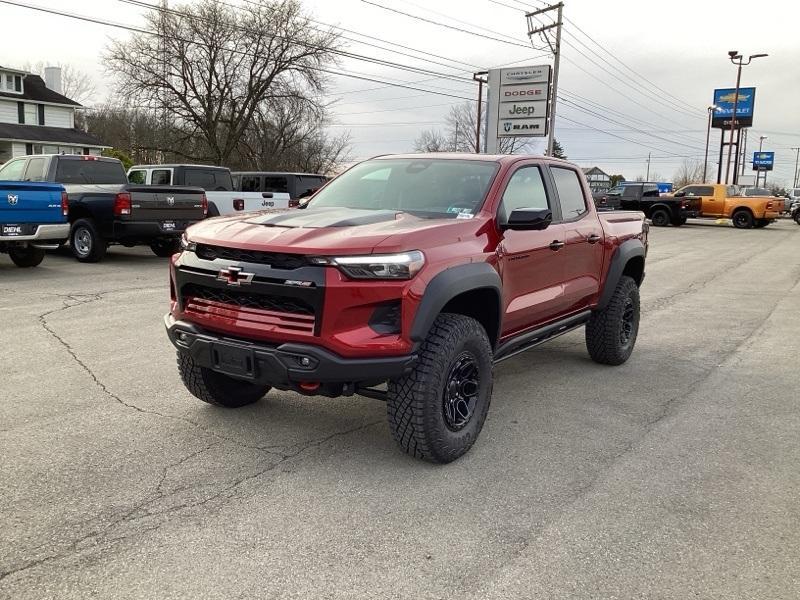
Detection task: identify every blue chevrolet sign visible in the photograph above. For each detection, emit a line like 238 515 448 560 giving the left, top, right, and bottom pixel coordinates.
752 151 774 171
712 87 756 128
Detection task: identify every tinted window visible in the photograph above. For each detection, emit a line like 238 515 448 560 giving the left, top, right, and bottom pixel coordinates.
128 170 146 184
298 175 326 196
152 170 171 185
56 159 127 184
311 159 498 217
499 166 548 224
0 158 26 180
184 168 233 191
24 157 46 181
551 167 588 219
240 175 261 192
263 176 289 194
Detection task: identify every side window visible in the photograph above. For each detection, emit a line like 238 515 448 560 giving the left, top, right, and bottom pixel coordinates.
551 167 588 219
184 169 214 189
152 170 171 185
24 157 46 181
263 176 289 194
498 166 549 224
128 170 146 184
240 175 261 192
0 158 26 181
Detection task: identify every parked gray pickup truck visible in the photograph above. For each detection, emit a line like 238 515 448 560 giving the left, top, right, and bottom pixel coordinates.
0 154 208 262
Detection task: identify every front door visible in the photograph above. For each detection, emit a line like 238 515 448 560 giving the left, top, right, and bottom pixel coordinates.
496 165 567 337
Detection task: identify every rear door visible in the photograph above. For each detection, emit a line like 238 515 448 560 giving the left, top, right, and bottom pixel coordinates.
683 185 717 216
127 185 205 232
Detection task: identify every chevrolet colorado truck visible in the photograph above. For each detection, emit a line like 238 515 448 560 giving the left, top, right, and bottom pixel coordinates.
0 154 208 262
165 154 649 463
673 183 781 228
127 164 293 216
0 180 69 268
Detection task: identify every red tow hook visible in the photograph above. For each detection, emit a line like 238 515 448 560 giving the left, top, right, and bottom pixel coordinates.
299 382 320 393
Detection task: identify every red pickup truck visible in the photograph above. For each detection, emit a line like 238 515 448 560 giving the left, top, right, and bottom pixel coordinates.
165 154 648 463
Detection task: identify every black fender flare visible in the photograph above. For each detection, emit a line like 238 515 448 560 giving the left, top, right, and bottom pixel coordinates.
597 239 645 310
648 203 673 217
410 262 502 347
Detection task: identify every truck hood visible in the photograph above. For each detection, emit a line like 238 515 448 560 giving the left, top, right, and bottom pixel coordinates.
187 206 483 255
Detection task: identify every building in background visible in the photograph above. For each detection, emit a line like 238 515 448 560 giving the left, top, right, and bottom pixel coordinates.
0 65 106 163
582 166 611 193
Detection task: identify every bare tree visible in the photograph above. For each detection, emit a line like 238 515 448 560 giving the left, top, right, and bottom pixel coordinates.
21 61 97 105
445 102 531 154
673 160 705 188
413 129 449 152
105 0 340 165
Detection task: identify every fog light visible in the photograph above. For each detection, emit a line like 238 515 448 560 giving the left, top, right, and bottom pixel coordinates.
300 357 311 366
177 332 188 342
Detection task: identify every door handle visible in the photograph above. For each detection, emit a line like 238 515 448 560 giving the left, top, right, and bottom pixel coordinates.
587 234 601 244
549 240 565 251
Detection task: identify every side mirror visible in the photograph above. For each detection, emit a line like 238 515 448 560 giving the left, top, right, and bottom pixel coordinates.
505 208 552 231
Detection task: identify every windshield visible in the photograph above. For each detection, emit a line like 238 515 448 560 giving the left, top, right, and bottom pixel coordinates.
309 158 499 218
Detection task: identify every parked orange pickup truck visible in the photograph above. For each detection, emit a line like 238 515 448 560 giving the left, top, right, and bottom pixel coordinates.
673 184 781 228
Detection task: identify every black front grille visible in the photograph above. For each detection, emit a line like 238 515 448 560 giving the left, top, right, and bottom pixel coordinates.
195 244 309 269
183 284 314 316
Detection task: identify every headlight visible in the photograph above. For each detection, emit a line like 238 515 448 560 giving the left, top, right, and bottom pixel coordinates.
316 251 425 280
180 233 196 252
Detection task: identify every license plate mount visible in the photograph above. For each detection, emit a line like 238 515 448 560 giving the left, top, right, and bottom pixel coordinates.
162 221 176 231
2 224 23 236
211 342 256 379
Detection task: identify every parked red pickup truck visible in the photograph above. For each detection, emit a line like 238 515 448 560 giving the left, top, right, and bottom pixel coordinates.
165 154 649 463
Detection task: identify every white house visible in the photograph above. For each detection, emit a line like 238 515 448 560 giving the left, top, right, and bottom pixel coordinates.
0 65 106 163
581 166 612 193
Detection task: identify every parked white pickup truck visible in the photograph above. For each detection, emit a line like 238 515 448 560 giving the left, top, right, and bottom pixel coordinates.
127 164 293 216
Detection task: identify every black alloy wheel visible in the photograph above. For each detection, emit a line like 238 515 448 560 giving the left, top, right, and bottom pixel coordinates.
620 296 636 346
442 352 481 431
650 209 670 227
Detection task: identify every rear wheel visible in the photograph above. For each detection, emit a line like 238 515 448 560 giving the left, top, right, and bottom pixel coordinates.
586 275 640 366
8 245 45 268
650 209 670 227
794 211 800 225
150 239 181 257
732 210 754 229
387 314 493 463
177 351 270 407
70 218 107 262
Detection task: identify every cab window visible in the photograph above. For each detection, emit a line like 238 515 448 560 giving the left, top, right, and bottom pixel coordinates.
0 158 26 181
24 157 46 182
551 167 588 220
152 169 171 185
128 169 146 184
240 175 261 192
498 166 549 225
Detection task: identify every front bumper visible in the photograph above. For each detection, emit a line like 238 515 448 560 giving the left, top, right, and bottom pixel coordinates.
165 314 417 394
0 223 69 246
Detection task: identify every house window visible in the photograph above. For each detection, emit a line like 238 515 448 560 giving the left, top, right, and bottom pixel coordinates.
2 74 22 93
38 105 45 126
17 101 24 124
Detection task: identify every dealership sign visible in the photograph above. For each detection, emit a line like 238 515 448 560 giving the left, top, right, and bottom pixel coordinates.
487 65 552 147
752 151 774 171
712 87 756 129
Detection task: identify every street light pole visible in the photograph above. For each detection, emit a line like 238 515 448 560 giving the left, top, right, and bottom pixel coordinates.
703 105 718 183
473 71 488 154
756 135 767 187
724 51 767 184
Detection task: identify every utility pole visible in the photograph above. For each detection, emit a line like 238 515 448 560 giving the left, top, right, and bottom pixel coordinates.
792 147 800 188
756 135 767 187
473 72 488 154
454 121 460 152
646 152 651 181
526 3 563 156
739 127 747 180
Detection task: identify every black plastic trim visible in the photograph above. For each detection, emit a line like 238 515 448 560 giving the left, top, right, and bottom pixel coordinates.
597 239 645 310
494 310 591 363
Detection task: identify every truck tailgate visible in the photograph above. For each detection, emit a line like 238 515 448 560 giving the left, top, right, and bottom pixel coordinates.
0 181 65 234
127 185 206 229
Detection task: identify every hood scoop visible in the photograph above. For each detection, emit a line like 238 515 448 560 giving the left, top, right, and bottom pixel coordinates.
245 207 401 229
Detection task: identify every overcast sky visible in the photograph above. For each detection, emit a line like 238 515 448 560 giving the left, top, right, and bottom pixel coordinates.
1 0 798 185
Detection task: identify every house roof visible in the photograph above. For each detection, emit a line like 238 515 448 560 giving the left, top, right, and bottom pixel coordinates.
0 123 106 147
581 166 610 177
0 72 82 107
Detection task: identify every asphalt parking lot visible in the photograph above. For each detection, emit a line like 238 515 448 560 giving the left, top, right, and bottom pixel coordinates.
1 219 799 599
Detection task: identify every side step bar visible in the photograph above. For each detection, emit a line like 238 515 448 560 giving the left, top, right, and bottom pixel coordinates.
493 310 591 364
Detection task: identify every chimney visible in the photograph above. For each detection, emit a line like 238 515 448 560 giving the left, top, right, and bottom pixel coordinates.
44 66 62 94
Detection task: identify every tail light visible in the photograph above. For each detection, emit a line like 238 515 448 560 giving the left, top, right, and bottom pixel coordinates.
201 193 208 216
113 192 132 216
233 198 244 211
766 202 773 210
60 191 69 217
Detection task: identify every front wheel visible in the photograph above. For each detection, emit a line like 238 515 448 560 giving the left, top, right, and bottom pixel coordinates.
70 218 107 262
8 245 45 268
586 275 640 366
650 209 670 227
387 314 493 463
732 210 754 229
177 352 270 407
150 239 181 257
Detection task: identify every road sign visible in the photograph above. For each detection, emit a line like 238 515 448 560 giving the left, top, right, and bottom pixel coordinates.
752 151 774 171
486 65 552 151
712 87 756 129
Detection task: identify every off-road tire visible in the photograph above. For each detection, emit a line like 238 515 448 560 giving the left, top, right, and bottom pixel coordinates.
671 216 687 226
70 218 107 262
793 211 800 225
387 314 493 464
8 245 45 268
650 209 670 227
732 209 754 229
586 275 640 366
150 239 181 257
177 351 270 408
